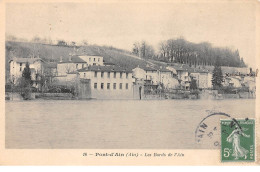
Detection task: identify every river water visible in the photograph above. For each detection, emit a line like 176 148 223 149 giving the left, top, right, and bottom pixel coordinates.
5 99 255 149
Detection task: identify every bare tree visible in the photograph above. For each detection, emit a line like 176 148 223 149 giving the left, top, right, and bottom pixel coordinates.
132 41 155 59
6 34 17 41
32 36 41 43
65 64 72 73
82 40 88 46
132 42 140 56
159 41 168 60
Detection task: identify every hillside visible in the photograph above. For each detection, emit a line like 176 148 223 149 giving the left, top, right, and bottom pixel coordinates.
5 41 151 78
5 41 249 83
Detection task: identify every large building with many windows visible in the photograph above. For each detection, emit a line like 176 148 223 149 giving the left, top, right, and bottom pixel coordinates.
77 65 134 99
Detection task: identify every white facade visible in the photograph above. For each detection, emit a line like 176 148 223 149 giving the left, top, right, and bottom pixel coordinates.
176 70 190 90
132 67 179 89
9 58 44 84
190 72 210 89
79 55 104 66
208 73 213 88
132 67 146 80
78 68 133 99
57 63 87 76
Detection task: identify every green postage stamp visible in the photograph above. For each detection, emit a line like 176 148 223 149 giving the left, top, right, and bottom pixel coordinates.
221 119 255 162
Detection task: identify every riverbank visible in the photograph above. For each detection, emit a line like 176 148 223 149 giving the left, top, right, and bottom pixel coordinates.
5 92 76 101
5 90 256 101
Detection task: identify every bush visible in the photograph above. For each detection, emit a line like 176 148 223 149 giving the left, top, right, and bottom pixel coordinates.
190 90 200 95
218 86 237 94
5 84 12 92
47 85 73 93
237 86 249 92
31 87 38 93
218 86 250 94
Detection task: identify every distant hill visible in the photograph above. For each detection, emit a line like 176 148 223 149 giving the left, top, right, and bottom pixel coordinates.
5 41 152 80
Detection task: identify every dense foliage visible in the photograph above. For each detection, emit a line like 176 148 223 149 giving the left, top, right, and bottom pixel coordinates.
20 62 32 99
132 38 246 68
212 58 224 89
190 77 198 90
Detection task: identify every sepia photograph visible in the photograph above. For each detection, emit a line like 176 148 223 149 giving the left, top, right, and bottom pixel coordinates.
1 0 259 165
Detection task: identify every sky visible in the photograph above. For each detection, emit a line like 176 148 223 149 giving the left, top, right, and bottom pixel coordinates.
5 2 257 68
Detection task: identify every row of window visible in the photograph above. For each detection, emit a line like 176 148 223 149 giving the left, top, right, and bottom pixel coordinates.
94 83 129 90
76 64 85 69
89 57 101 62
94 71 129 78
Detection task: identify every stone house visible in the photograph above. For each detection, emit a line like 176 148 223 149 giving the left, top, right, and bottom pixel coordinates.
9 57 45 87
77 65 134 99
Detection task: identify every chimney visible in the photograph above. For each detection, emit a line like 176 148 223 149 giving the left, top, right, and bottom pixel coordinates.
60 56 63 62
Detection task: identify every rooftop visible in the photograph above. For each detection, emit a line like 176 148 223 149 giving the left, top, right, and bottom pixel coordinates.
9 57 43 64
103 62 115 66
188 68 209 73
59 55 87 63
138 65 172 72
77 65 132 73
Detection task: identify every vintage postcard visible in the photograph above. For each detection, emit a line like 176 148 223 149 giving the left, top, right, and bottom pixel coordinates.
0 0 259 165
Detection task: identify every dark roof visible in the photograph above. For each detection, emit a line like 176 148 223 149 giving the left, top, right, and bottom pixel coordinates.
167 64 209 73
103 62 115 66
188 68 209 73
77 65 132 73
9 58 43 64
67 71 79 74
78 54 102 57
200 66 248 74
59 56 87 63
138 65 172 72
169 64 191 71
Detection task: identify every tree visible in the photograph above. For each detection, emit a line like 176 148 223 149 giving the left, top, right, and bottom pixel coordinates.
159 41 168 61
132 42 140 56
20 62 32 99
190 76 198 90
70 41 76 46
81 40 88 46
132 41 155 59
65 64 72 73
57 40 67 46
32 36 41 43
212 57 224 90
22 62 32 83
156 38 246 67
6 35 17 41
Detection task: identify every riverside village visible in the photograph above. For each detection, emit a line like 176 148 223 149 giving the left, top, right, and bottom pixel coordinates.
5 39 257 101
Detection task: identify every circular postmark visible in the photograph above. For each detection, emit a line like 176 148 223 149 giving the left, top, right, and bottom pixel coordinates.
195 112 243 149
